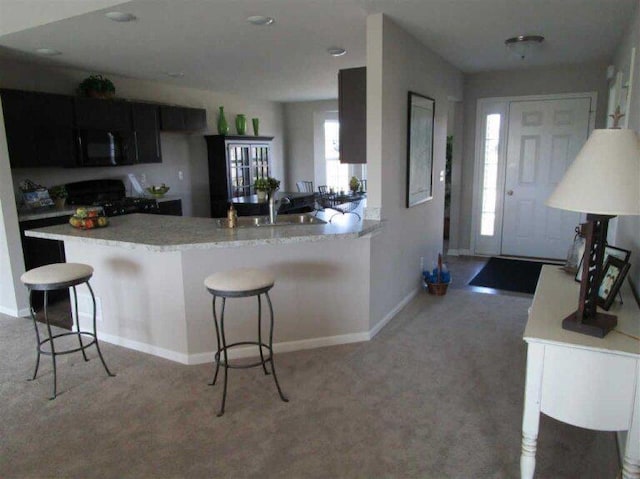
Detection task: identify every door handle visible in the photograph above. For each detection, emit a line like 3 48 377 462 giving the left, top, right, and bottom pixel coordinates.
507 190 514 196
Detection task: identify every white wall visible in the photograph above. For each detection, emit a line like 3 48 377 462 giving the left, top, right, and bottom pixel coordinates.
0 57 286 217
456 62 609 252
612 4 640 295
283 100 338 189
0 96 28 316
0 57 285 314
366 14 463 330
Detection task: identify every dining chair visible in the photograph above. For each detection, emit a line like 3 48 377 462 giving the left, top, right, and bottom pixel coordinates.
296 181 314 193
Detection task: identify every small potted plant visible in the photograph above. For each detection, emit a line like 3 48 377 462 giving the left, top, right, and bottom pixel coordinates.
48 185 68 209
254 177 280 201
349 176 360 194
78 74 116 99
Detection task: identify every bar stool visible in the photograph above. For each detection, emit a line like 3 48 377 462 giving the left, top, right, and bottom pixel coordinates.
21 263 115 399
204 268 288 416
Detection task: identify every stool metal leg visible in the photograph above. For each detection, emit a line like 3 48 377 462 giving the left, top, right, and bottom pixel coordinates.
265 292 288 402
218 296 229 417
86 283 115 378
257 294 269 376
209 296 222 386
28 290 41 381
42 291 58 400
72 286 88 362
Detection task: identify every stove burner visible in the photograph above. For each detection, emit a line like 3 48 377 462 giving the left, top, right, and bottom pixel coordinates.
94 197 159 217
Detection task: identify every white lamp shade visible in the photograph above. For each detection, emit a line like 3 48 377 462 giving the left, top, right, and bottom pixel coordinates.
547 129 640 215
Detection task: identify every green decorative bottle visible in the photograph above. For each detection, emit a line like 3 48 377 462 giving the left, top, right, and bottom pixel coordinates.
217 106 229 135
235 114 247 135
252 118 260 136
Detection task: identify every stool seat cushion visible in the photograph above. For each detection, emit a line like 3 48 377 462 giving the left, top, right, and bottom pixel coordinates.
205 268 275 294
21 263 93 287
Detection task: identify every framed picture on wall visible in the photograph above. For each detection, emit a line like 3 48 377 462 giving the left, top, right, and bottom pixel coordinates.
406 91 435 208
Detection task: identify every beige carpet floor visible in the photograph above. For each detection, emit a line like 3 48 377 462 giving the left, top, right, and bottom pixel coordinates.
0 288 619 478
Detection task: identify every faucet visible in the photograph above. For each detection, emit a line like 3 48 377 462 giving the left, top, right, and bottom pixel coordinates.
268 192 291 224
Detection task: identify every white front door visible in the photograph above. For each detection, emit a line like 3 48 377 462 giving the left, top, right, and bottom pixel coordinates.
501 98 592 259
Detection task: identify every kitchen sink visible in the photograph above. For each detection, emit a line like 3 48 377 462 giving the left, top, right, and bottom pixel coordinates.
215 214 327 228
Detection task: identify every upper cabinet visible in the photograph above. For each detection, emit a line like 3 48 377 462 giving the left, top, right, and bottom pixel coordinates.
160 105 207 131
338 67 366 164
131 102 162 164
1 88 207 168
1 89 76 168
75 97 132 131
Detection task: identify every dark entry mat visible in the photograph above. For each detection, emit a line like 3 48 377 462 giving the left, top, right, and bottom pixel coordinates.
468 257 554 294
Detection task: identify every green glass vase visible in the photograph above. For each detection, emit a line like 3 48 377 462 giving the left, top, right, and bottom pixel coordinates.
252 118 260 136
235 114 247 135
217 106 229 135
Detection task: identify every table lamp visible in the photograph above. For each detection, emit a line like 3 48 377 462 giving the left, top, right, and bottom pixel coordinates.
546 127 640 337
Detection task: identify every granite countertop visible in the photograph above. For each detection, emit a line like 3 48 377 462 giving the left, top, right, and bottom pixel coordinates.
25 212 383 252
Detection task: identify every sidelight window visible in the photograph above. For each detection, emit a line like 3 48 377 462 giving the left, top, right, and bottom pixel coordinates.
480 114 501 236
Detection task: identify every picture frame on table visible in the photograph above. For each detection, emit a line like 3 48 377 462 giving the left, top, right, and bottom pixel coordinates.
574 245 631 282
406 91 435 208
598 256 631 310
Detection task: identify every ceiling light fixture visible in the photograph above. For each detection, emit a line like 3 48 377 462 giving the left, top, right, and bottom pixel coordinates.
505 35 544 60
105 11 137 22
246 15 275 26
34 48 62 56
327 47 347 57
165 72 185 78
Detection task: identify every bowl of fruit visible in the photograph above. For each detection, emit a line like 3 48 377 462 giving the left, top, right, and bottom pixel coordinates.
146 184 170 198
69 207 109 230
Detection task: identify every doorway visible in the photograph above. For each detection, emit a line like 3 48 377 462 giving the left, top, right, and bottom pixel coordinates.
472 93 596 260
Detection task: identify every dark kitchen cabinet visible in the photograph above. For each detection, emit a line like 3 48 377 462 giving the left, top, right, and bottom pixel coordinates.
205 135 273 218
338 67 366 164
74 97 132 131
157 199 182 216
131 103 162 163
19 215 70 317
1 89 76 168
160 105 207 131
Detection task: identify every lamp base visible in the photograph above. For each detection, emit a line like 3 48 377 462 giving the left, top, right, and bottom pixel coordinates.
562 311 617 338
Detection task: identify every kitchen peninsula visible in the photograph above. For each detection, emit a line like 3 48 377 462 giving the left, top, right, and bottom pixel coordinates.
26 213 382 364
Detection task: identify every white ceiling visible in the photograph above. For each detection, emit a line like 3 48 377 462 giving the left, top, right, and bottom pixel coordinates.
0 0 636 102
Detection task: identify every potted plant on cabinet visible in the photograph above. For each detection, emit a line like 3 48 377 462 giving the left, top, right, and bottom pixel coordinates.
48 185 68 209
78 74 116 99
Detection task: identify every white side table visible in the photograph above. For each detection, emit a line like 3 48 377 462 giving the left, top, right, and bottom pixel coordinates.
521 266 640 479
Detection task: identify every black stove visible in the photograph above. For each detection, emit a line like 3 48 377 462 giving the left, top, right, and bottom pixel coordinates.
66 179 159 217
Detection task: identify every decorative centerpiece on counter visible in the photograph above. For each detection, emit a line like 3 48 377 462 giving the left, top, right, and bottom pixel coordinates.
349 176 360 194
217 106 229 135
235 114 247 135
48 185 68 209
423 253 451 296
146 184 170 198
77 74 116 99
20 179 53 208
254 177 280 201
69 207 108 230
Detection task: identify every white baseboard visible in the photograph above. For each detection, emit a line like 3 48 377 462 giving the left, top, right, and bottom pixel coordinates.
368 287 418 339
97 332 191 364
97 289 417 365
0 305 30 318
447 248 472 257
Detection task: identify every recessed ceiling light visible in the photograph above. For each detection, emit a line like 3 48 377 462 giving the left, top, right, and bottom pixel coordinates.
105 11 137 22
246 15 275 26
34 48 62 56
165 72 185 78
327 47 347 57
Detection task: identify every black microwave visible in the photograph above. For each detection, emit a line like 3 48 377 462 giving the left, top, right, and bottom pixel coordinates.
77 130 137 166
